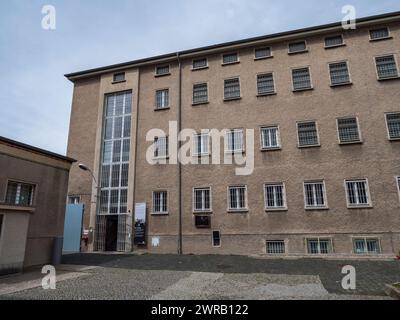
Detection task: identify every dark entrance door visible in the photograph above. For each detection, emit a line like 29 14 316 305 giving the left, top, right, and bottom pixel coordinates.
105 215 118 251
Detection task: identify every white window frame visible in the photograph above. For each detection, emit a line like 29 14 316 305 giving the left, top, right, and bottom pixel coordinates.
153 136 169 160
155 64 171 76
221 52 240 65
225 129 244 153
296 120 320 148
227 185 248 212
192 57 208 70
256 72 276 96
193 187 212 213
324 34 345 48
336 116 362 144
254 47 273 60
5 180 36 207
344 179 372 208
374 54 399 81
303 180 328 210
288 40 308 54
291 66 313 91
306 238 333 255
155 88 170 110
152 190 168 215
352 237 381 255
369 26 391 41
385 112 400 141
68 196 81 204
266 240 286 255
193 133 210 156
260 125 281 150
264 182 287 211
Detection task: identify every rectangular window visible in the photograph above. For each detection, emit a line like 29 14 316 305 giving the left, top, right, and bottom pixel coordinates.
292 67 312 91
225 129 244 153
266 240 285 255
288 41 307 53
375 55 398 80
5 181 35 206
297 121 319 147
68 196 80 204
195 216 211 228
224 78 241 100
155 65 170 76
113 72 125 83
193 83 208 104
193 187 211 212
324 35 344 48
307 239 332 254
261 126 280 149
192 58 208 70
386 113 400 140
153 191 168 214
257 73 275 95
329 61 351 85
304 181 327 208
154 136 168 158
370 27 390 40
155 89 169 109
345 179 371 207
353 238 380 254
255 47 272 59
212 231 221 247
264 183 286 210
228 186 247 211
193 133 209 156
337 117 361 143
222 53 239 65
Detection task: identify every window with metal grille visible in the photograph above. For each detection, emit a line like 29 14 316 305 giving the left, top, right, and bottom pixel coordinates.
304 181 326 208
325 35 344 48
261 126 280 149
155 65 170 76
193 83 208 104
225 129 244 153
228 186 247 211
264 183 286 209
224 78 240 100
153 191 168 214
154 136 168 158
193 187 211 212
345 179 370 207
337 117 360 143
212 231 221 247
288 41 307 53
257 73 275 95
193 133 209 156
370 27 389 40
222 53 239 64
5 181 35 206
292 67 312 90
307 239 332 254
329 61 350 85
155 89 169 109
375 55 398 79
192 58 208 70
353 238 380 254
266 240 285 254
297 121 319 146
68 196 80 204
255 47 272 59
386 113 400 139
113 72 125 82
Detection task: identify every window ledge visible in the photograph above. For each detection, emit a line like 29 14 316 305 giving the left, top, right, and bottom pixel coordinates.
193 211 213 214
298 144 321 149
192 101 209 106
223 97 242 102
0 204 36 212
227 209 249 213
339 140 363 145
369 36 393 42
221 61 240 66
347 205 373 209
377 76 400 81
305 207 329 211
288 49 309 55
388 137 400 141
265 208 288 212
151 212 169 216
324 43 346 49
257 92 277 97
330 82 353 87
154 73 171 78
260 147 281 152
254 56 274 61
112 80 126 85
293 87 314 92
192 66 209 71
154 107 171 112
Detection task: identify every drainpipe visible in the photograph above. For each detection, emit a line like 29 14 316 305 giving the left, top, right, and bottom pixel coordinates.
177 52 183 255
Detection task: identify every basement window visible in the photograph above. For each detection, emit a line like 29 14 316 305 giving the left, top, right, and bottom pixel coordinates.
212 231 221 247
266 240 285 254
353 238 380 254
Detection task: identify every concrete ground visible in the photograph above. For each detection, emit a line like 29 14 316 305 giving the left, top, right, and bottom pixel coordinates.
0 253 399 300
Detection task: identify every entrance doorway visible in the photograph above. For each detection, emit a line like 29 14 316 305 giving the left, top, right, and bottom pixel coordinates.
105 215 118 251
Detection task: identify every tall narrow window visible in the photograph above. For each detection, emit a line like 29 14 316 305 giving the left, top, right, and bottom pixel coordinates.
345 179 371 207
228 186 247 211
370 27 390 40
292 67 312 90
385 113 400 140
212 231 221 247
257 73 275 95
193 133 209 156
193 83 208 104
193 187 211 212
154 136 168 159
337 117 361 143
225 129 244 153
155 89 169 109
153 191 168 214
222 53 239 65
329 61 351 85
5 181 35 206
261 126 280 149
307 239 332 254
297 121 319 147
304 181 327 208
375 55 398 80
264 183 286 210
224 78 241 100
99 91 131 214
353 238 380 254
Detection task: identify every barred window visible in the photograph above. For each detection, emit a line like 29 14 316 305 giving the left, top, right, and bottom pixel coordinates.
113 72 125 82
222 53 239 64
329 62 350 85
224 78 241 99
337 117 360 143
228 186 247 211
264 183 286 209
255 47 272 59
156 89 169 109
225 129 244 152
193 187 211 212
155 65 170 76
297 121 319 146
257 73 275 95
5 181 35 206
307 239 332 254
304 181 326 208
386 113 400 139
193 133 209 156
375 55 398 80
292 67 312 90
68 196 80 204
345 179 370 207
153 191 168 214
353 238 380 254
154 136 168 158
266 241 285 254
192 58 208 69
193 83 208 104
288 41 307 53
370 27 389 40
325 35 344 48
261 126 280 149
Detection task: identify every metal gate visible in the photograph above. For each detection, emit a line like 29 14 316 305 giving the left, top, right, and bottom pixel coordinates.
63 204 84 253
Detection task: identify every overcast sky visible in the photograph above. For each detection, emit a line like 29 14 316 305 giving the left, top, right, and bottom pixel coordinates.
0 0 399 155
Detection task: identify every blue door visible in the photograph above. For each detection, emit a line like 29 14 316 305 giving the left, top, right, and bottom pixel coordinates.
63 204 84 253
